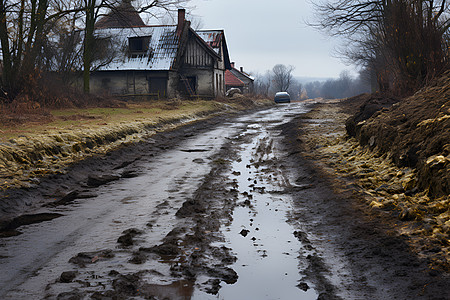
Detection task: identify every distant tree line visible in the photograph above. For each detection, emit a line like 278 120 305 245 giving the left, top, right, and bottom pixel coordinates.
312 0 450 96
304 71 371 99
253 64 304 101
253 64 370 100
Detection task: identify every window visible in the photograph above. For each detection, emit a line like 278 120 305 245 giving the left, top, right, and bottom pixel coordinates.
128 36 151 58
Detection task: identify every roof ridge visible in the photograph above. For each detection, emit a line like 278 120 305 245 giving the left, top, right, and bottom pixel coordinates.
95 0 146 29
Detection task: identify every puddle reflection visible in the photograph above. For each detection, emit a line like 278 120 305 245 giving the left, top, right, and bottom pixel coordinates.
193 103 317 299
142 280 194 300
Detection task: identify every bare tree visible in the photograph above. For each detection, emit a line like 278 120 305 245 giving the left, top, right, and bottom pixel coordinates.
81 0 191 93
253 71 272 97
0 0 191 98
303 72 370 99
312 0 450 95
0 0 53 98
271 64 295 92
304 81 322 99
287 79 303 101
0 0 87 98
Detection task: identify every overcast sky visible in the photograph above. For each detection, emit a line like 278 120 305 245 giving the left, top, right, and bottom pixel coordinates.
187 0 355 79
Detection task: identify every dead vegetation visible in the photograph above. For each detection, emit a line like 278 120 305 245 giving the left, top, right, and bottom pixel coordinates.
298 101 450 271
346 71 450 198
0 96 272 191
298 72 450 270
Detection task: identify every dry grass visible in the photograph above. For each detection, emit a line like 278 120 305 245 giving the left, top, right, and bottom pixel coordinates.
0 100 221 142
299 102 450 271
0 97 272 191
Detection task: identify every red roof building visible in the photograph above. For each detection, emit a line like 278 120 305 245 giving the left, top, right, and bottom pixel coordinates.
225 63 254 93
225 69 244 90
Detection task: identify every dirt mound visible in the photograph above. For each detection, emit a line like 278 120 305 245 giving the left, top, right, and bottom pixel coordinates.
344 93 400 136
216 94 272 109
346 72 450 197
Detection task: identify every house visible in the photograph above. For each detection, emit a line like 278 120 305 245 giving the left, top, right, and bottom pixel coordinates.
225 62 254 94
196 29 231 96
225 69 245 92
90 3 231 99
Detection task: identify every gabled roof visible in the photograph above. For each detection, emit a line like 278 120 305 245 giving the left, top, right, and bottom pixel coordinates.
95 0 145 29
95 26 179 71
93 11 230 72
197 29 232 69
94 25 225 72
188 28 221 60
196 31 222 54
225 70 244 86
230 67 255 83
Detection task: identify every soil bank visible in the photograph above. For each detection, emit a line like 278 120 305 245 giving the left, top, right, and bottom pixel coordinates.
280 98 449 298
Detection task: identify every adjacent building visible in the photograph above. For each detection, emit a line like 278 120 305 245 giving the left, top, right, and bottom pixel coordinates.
90 2 231 99
225 62 254 94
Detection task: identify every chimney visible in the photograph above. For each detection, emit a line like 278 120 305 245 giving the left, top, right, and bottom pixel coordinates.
240 67 244 73
231 62 235 69
177 9 186 37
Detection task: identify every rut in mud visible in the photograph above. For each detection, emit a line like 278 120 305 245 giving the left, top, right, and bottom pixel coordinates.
1 103 449 300
0 104 322 299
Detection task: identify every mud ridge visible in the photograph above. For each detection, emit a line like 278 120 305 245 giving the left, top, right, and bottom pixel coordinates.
0 110 261 231
55 123 243 298
0 212 63 238
158 136 242 292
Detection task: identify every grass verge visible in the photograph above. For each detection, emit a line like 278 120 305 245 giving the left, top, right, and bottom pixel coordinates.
0 97 272 191
298 101 449 271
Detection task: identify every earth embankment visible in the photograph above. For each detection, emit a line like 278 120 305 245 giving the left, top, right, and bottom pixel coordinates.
297 89 449 270
346 72 450 197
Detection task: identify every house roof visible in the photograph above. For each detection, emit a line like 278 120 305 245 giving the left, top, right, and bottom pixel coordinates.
95 0 145 29
94 18 231 72
188 28 221 60
230 67 255 83
225 70 244 86
196 31 222 54
95 26 179 71
197 30 232 69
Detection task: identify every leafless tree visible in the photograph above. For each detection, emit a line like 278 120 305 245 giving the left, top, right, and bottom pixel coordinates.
0 0 191 98
271 64 295 92
287 79 303 101
81 0 190 93
253 71 272 97
303 72 370 99
0 0 52 98
0 0 88 98
312 0 450 95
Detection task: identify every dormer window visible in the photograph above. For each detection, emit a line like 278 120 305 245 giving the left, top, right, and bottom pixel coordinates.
128 36 151 57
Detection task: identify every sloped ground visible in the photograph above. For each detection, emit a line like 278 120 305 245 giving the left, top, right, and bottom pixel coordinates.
0 98 271 192
282 110 450 299
296 91 449 271
346 73 450 197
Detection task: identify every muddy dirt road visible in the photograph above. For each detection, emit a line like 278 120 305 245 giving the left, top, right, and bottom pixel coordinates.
1 103 449 299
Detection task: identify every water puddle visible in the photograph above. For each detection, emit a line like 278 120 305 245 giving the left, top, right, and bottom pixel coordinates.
0 125 236 299
1 103 320 299
140 280 194 299
193 109 318 299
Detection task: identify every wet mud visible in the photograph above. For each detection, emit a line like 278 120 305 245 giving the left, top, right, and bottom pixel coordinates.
0 212 63 237
0 102 448 299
